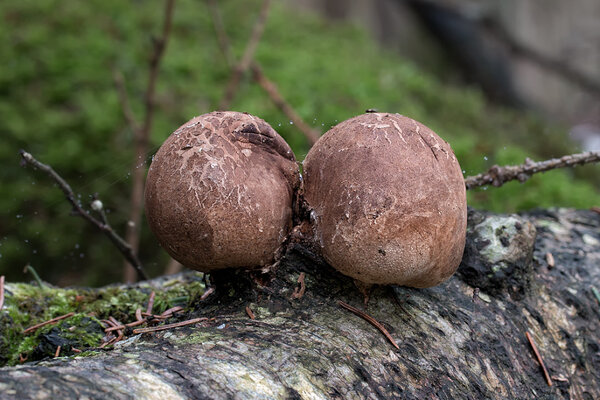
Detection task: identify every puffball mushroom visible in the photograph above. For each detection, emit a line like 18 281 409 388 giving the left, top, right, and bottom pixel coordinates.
144 111 299 272
303 113 467 287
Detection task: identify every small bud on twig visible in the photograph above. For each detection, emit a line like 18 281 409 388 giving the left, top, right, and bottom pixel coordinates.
91 199 104 212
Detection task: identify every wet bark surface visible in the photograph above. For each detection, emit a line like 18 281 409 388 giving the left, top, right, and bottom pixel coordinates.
0 208 599 399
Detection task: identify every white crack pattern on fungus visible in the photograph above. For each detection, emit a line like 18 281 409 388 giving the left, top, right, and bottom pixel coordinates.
145 111 299 272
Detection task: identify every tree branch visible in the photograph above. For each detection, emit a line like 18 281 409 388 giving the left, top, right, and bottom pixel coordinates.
122 0 175 282
251 63 320 145
112 69 139 133
19 150 149 281
465 151 600 190
218 0 272 110
206 0 234 69
207 0 320 144
140 0 175 138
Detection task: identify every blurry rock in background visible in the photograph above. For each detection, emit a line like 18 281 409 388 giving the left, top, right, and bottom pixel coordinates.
289 0 600 146
570 124 600 152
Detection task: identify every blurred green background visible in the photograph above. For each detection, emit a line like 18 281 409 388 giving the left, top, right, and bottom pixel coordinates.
1 0 598 286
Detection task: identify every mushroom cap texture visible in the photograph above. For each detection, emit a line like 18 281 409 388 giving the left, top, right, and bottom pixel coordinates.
303 113 467 287
145 111 299 272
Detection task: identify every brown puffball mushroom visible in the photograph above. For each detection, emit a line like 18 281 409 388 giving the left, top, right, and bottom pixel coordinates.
145 111 299 272
302 113 467 287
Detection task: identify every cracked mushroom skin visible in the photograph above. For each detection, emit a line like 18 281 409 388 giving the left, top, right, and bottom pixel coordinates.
145 111 299 272
303 113 467 287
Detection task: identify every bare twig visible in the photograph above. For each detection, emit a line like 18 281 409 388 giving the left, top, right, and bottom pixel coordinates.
105 315 150 332
133 317 208 334
251 63 320 145
24 312 75 335
200 286 215 301
112 69 139 132
465 151 600 190
245 306 256 320
99 337 117 348
19 150 148 281
338 301 399 349
206 0 234 68
207 0 320 145
0 276 5 310
161 306 184 317
219 0 272 109
146 291 156 314
291 272 306 299
122 0 175 282
104 324 126 333
54 345 61 358
103 307 184 333
525 331 553 386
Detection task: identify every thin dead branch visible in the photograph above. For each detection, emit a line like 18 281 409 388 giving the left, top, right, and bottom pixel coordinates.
338 301 399 349
146 291 156 314
206 0 234 68
200 287 215 301
24 312 75 335
525 331 553 387
290 272 306 299
19 150 149 281
465 151 600 190
54 345 61 358
122 0 176 282
133 317 208 334
112 69 139 132
161 306 184 317
251 64 320 145
207 0 320 145
219 0 272 109
245 306 256 320
104 305 186 334
99 337 117 348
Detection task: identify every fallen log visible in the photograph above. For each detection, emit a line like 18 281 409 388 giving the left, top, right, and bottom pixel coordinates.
0 208 599 399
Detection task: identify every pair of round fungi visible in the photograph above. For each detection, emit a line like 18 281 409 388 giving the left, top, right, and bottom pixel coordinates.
145 111 467 288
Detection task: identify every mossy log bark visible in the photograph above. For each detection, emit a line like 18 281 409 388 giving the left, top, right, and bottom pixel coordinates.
1 208 599 399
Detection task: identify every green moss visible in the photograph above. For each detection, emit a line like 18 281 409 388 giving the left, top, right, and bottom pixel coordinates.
0 278 207 366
